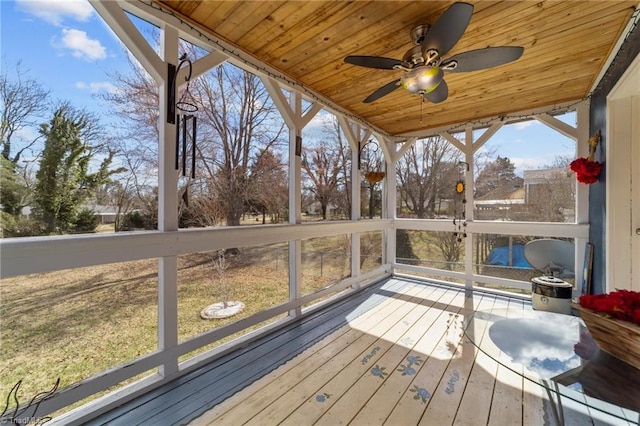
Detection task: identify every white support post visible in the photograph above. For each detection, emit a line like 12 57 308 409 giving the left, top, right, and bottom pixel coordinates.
262 79 324 314
338 117 369 284
158 25 179 377
288 92 302 318
385 157 397 269
464 127 474 288
574 100 591 295
350 125 362 283
575 100 591 224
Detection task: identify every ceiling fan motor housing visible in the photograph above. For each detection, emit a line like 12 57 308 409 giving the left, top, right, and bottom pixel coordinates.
410 24 431 45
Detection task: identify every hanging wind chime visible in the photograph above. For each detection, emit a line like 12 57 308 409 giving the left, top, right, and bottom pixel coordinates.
453 162 468 242
170 54 199 207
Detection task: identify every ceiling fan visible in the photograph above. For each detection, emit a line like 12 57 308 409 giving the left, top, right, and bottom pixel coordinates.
344 2 524 104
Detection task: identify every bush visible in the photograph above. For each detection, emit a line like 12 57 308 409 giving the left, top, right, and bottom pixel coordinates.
120 211 155 231
0 211 17 237
73 208 99 233
0 213 46 238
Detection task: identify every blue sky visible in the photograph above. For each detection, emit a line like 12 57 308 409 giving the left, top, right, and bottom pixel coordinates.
1 0 125 115
1 0 577 176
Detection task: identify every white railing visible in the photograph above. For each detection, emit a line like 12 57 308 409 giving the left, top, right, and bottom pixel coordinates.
0 219 391 424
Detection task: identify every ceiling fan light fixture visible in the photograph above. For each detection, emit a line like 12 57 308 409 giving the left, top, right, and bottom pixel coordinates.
401 66 443 94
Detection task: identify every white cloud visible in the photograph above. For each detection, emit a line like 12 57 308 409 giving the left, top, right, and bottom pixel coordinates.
75 81 119 94
53 28 106 61
16 0 94 26
511 120 537 131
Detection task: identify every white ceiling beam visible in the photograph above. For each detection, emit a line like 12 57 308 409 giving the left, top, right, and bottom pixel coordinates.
440 131 466 153
401 99 581 139
261 77 296 129
90 0 164 83
121 0 390 139
300 103 323 128
176 51 228 83
472 121 504 152
535 113 578 140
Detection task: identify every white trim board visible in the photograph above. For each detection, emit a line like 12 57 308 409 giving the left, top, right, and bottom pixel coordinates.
606 53 640 291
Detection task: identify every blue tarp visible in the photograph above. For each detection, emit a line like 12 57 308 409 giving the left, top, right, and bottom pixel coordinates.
487 244 532 269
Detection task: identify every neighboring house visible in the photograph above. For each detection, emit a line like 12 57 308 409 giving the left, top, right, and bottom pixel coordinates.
10 205 118 224
83 205 119 224
305 201 339 217
523 167 574 203
474 167 575 222
474 185 525 220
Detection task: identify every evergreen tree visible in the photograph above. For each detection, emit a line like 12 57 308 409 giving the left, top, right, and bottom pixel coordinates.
474 156 522 198
0 156 29 216
33 105 122 234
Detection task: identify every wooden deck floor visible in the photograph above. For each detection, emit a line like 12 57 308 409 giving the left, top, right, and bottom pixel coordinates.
89 278 631 426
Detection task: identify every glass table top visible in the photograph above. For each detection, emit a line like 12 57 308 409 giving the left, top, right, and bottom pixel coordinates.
463 307 640 423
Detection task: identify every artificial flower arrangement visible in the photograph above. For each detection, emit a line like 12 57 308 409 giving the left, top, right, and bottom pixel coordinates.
579 289 640 325
570 130 602 184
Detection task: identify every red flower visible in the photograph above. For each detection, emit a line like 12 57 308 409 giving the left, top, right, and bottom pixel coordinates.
579 290 640 325
570 157 602 184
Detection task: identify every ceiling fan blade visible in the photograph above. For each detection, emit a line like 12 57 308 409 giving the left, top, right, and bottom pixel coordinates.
344 55 404 70
424 79 448 103
421 2 474 59
363 79 401 103
443 46 524 73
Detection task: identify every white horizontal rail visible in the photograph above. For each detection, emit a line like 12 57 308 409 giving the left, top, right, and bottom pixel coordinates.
0 220 390 278
394 263 531 291
393 218 589 239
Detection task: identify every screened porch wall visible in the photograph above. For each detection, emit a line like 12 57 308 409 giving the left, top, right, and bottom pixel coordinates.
0 1 594 422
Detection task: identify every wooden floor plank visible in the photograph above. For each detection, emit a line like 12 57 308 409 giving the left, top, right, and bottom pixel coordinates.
487 299 526 426
416 293 499 425
239 282 442 425
311 288 466 425
383 291 488 426
523 375 552 425
88 279 625 426
194 280 432 425
346 288 468 425
454 296 517 425
98 278 407 425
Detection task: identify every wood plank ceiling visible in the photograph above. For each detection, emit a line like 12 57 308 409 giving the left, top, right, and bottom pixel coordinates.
156 1 637 137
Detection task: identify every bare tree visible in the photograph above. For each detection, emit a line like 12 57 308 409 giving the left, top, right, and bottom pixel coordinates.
0 61 51 164
324 116 351 218
433 231 464 270
248 149 287 224
396 136 461 218
302 141 342 220
103 42 286 229
195 64 285 226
